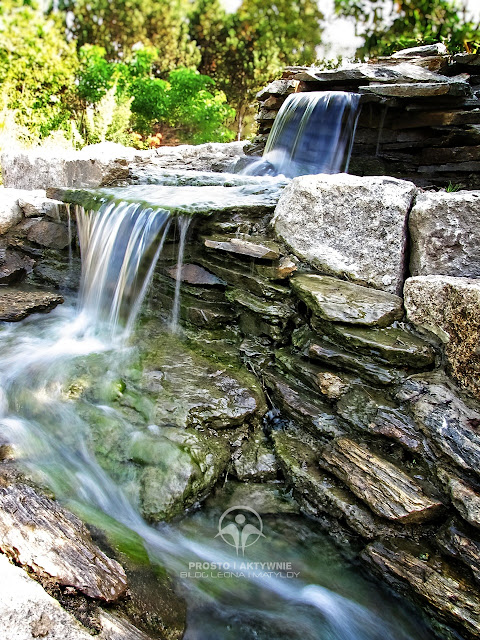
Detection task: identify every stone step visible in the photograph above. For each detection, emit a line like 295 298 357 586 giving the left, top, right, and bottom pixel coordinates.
226 288 294 323
203 234 282 260
319 437 444 523
291 273 404 327
0 288 64 321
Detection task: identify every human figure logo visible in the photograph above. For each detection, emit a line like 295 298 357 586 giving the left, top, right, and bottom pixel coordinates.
215 505 265 555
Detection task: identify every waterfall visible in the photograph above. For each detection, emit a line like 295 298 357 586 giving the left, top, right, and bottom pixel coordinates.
245 91 361 178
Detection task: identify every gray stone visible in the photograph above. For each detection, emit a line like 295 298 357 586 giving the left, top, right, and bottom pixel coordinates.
437 519 480 585
360 81 470 98
363 540 480 638
0 289 64 321
438 470 480 530
26 219 71 249
216 482 300 515
256 79 299 100
391 43 448 58
0 250 35 284
291 274 404 327
0 189 23 234
399 374 480 477
404 276 480 398
319 437 443 523
273 174 417 294
167 263 225 287
152 141 247 173
18 191 65 220
409 190 480 277
0 482 128 601
231 427 278 482
204 235 281 260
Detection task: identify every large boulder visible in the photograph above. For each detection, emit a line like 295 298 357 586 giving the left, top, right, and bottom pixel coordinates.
409 190 480 277
0 188 24 234
404 275 480 397
273 174 417 294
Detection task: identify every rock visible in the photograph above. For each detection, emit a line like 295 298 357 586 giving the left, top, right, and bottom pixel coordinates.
314 319 436 368
167 263 225 287
437 469 480 529
437 519 480 585
409 190 480 277
140 333 266 430
320 437 444 523
137 427 230 521
404 276 480 397
316 372 350 399
254 256 297 280
307 340 399 385
26 219 71 250
0 189 23 234
152 141 247 173
0 249 35 284
0 289 64 321
363 540 480 638
213 482 300 515
291 274 404 327
398 374 480 477
18 192 66 221
391 43 448 58
336 386 427 453
256 79 299 100
226 288 294 324
0 482 128 601
204 235 281 260
360 81 470 98
272 429 398 538
273 174 417 294
264 371 343 440
231 427 278 482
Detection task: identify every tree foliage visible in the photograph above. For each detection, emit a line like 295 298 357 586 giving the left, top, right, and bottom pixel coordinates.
335 0 480 58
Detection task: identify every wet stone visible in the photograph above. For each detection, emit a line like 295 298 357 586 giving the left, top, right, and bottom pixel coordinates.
212 481 300 515
0 249 35 285
26 218 71 250
314 318 436 369
204 235 281 260
437 469 480 529
320 438 444 523
226 288 294 323
437 519 480 585
0 481 128 601
231 427 278 482
0 288 64 321
291 274 404 327
166 263 225 287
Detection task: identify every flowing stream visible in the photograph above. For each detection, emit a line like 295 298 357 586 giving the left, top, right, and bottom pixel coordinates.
0 178 437 639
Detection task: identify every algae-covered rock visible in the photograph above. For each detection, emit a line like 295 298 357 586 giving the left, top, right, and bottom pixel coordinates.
291 274 404 327
231 426 278 482
138 427 230 522
140 332 267 430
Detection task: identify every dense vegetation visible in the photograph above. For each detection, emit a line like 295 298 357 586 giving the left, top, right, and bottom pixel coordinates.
0 0 477 150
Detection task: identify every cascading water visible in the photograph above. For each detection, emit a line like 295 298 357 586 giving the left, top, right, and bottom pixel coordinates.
244 91 361 178
0 176 434 640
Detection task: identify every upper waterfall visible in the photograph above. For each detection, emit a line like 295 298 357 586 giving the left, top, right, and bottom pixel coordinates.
245 91 361 178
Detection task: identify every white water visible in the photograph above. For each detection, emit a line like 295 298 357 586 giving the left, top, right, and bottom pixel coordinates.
0 181 431 639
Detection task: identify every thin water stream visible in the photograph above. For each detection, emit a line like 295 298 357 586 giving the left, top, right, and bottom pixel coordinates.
0 178 438 638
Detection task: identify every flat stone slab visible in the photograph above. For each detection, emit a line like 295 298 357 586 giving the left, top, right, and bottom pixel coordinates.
315 319 436 368
404 275 480 398
167 263 225 287
320 437 443 523
273 174 417 294
204 235 281 260
291 274 404 327
409 190 480 278
0 482 127 601
0 289 64 321
360 81 469 98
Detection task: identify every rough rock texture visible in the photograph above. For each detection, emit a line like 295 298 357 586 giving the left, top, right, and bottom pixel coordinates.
409 190 480 277
319 438 443 523
437 519 480 585
0 482 128 601
363 541 480 638
18 190 65 220
273 174 417 294
398 374 480 476
231 427 278 481
404 276 480 397
291 274 404 327
0 188 24 234
438 470 480 529
0 250 35 284
0 289 64 321
1 142 247 190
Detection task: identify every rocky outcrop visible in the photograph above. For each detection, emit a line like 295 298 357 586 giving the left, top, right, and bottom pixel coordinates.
0 188 24 233
409 190 480 277
273 174 416 294
404 276 480 397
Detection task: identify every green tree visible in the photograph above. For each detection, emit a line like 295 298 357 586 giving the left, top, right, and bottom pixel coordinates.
0 0 78 142
67 0 200 71
335 0 480 58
